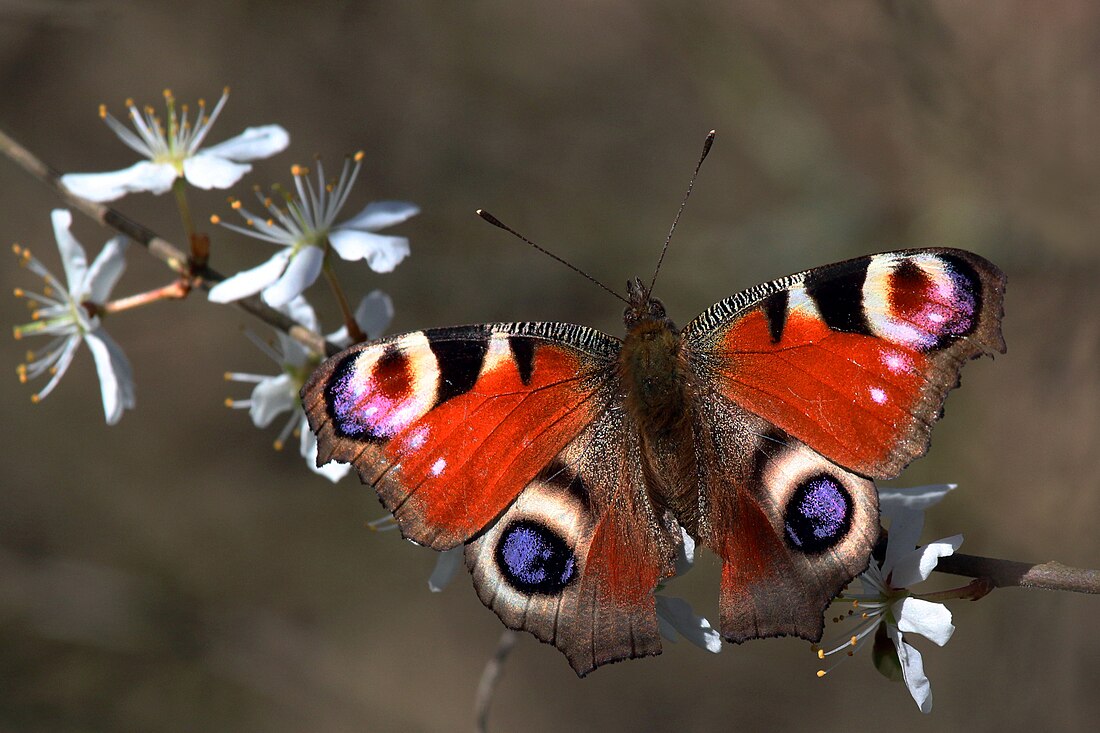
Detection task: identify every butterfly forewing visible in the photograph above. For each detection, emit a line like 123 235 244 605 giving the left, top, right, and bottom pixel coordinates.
301 322 620 549
683 248 1006 480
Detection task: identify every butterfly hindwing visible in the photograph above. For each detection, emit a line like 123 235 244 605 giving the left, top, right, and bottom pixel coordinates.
684 248 1006 480
693 394 878 642
301 323 619 549
465 408 679 676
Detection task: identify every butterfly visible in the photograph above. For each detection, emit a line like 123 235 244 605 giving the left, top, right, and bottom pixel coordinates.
301 245 1005 676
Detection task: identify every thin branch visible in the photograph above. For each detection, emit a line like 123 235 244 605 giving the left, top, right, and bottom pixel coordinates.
0 126 340 357
935 553 1100 594
474 629 518 733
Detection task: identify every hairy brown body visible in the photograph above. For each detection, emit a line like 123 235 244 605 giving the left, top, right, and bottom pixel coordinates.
619 278 701 534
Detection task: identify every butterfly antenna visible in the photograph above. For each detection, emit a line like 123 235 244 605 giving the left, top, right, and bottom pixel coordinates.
476 209 630 305
648 129 716 296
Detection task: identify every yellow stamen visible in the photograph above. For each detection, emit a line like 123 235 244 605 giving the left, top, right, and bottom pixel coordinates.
354 150 365 162
231 200 242 210
849 636 857 647
291 164 305 177
273 439 284 451
817 649 825 659
124 97 134 108
210 214 221 225
98 104 108 119
30 394 40 404
244 219 254 227
13 287 24 297
816 670 827 678
223 397 233 408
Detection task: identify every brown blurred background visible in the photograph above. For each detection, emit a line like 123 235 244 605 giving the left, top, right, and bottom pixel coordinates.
1 1 1098 731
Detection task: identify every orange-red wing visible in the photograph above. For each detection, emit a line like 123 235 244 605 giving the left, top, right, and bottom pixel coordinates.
301 323 620 549
684 249 1006 479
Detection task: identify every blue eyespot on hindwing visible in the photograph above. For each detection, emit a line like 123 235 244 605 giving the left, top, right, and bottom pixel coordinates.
494 519 577 595
783 474 853 554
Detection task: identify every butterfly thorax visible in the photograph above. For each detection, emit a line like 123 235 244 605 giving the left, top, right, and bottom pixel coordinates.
621 278 700 531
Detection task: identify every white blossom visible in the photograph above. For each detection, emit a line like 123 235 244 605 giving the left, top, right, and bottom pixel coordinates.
13 209 134 424
817 484 960 713
207 153 417 307
61 88 288 202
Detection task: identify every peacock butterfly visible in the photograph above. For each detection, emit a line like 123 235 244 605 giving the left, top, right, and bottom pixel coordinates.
300 207 1006 677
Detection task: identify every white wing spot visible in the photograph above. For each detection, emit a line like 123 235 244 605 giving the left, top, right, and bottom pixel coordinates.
431 457 447 476
869 387 888 405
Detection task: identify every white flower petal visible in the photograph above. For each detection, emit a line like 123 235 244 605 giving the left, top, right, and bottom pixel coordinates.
299 424 351 482
329 289 395 346
84 236 129 303
339 200 420 231
888 626 934 713
355 289 395 340
895 597 955 646
428 547 464 592
883 507 926 577
890 534 963 588
84 329 135 425
208 251 290 303
274 296 320 366
261 246 324 307
50 209 88 292
248 374 295 428
201 125 290 162
182 154 252 190
880 484 956 516
279 295 320 334
655 595 723 653
328 230 410 272
61 161 178 202
673 527 696 577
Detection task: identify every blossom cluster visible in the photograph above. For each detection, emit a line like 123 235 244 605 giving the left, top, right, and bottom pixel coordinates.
15 89 416 431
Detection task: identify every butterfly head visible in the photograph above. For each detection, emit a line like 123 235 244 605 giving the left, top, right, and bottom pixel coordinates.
624 277 674 332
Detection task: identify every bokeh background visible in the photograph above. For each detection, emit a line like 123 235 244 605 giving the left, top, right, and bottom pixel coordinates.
2 1 1098 731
